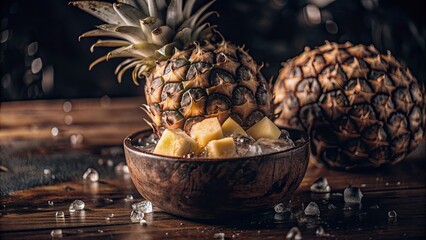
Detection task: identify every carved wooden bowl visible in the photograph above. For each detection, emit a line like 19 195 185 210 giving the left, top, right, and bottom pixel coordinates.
124 128 310 220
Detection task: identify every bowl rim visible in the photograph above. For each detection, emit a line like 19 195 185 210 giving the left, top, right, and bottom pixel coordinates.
123 128 310 163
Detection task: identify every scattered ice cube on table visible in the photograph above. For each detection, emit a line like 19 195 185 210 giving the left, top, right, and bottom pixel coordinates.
130 210 144 222
82 168 99 182
50 229 62 238
132 200 153 213
55 211 65 218
48 201 54 206
286 227 302 240
213 233 225 239
140 219 147 225
388 210 397 219
328 204 337 210
115 162 130 174
274 203 286 213
310 177 331 193
69 200 85 212
125 195 134 201
370 204 379 209
304 202 320 216
344 186 363 203
43 169 51 175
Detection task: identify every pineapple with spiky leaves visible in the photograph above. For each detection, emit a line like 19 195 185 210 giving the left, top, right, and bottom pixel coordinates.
72 0 273 135
274 41 425 169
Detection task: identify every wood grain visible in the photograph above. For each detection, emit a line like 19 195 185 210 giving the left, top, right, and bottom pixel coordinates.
0 98 425 239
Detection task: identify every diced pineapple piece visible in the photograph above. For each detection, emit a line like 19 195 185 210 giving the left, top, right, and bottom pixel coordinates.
246 117 281 140
190 117 224 147
221 117 248 137
206 137 237 158
153 129 198 157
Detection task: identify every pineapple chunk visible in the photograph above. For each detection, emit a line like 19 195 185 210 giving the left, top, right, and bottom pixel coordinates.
153 129 198 157
221 117 248 137
246 117 281 140
206 137 237 158
190 117 224 147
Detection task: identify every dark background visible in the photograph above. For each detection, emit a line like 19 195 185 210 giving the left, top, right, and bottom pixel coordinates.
0 0 425 101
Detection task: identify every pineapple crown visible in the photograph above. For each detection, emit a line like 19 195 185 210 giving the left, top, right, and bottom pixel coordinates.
70 0 217 84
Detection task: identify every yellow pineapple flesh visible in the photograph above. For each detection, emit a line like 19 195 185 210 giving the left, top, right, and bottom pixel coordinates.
247 116 281 140
153 129 198 157
190 117 224 148
205 137 237 158
222 117 248 137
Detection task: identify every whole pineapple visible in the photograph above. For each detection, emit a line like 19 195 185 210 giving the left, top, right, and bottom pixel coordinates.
72 0 273 134
274 42 425 169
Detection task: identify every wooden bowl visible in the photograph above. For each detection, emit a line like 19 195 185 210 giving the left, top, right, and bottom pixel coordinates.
123 128 310 220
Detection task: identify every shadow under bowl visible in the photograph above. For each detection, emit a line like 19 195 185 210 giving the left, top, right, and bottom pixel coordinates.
123 128 310 220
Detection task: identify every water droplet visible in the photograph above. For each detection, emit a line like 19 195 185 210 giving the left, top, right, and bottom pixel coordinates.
115 162 130 174
344 186 363 203
396 181 401 186
385 182 389 186
64 115 73 125
1 74 11 88
109 213 115 218
1 30 9 43
69 200 85 212
48 201 54 206
70 133 84 146
82 168 99 182
97 229 103 233
43 169 52 175
305 4 321 25
125 195 134 201
55 211 65 218
41 66 54 94
50 229 62 238
62 101 72 112
100 95 111 107
105 217 110 221
370 204 379 209
104 198 113 203
107 159 114 167
98 158 104 166
286 226 302 239
51 127 59 137
31 58 43 74
140 219 147 225
328 204 337 210
361 183 367 187
304 202 320 216
27 42 38 56
325 20 338 34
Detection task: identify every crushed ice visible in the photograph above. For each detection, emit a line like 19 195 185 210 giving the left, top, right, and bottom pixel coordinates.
304 202 320 216
132 200 153 213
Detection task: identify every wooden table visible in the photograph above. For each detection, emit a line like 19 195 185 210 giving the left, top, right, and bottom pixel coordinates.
1 97 425 239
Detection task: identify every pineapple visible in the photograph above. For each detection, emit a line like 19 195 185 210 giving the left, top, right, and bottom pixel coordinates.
221 117 248 137
190 117 223 147
246 116 281 140
205 137 237 158
72 0 273 137
274 41 425 169
153 128 198 157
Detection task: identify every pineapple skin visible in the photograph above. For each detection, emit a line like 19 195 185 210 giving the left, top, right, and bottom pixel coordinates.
144 41 274 135
274 42 425 169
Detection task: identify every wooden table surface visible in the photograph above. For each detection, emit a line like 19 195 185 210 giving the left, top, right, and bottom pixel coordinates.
0 97 425 240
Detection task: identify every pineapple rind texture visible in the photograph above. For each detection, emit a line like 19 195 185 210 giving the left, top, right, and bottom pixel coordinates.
144 41 273 133
274 41 425 169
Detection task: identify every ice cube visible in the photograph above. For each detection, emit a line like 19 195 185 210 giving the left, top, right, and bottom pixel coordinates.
132 200 153 213
304 202 320 216
55 211 65 218
310 177 331 193
82 168 99 182
388 210 397 219
274 203 286 213
69 200 85 212
344 186 363 203
115 162 130 174
286 227 302 240
213 233 225 239
140 219 147 225
328 204 337 210
50 229 62 238
125 195 134 201
256 137 295 154
233 134 256 156
130 210 144 222
280 129 290 139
